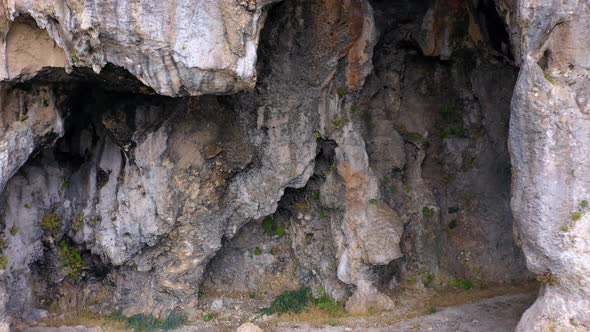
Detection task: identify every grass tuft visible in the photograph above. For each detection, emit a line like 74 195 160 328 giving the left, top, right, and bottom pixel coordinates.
448 279 473 290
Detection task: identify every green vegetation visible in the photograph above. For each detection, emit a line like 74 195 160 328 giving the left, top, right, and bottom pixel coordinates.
463 155 478 170
313 129 322 140
0 237 7 249
24 203 31 209
259 287 343 317
422 272 434 287
350 105 358 114
368 198 379 205
312 191 320 200
544 70 555 85
428 306 437 314
262 216 274 234
405 132 423 143
448 278 473 290
332 116 344 129
581 200 589 208
319 211 327 219
311 292 344 315
9 224 18 236
203 313 214 322
440 104 466 139
0 254 7 270
57 240 83 277
19 115 28 122
323 166 333 177
59 176 70 191
111 310 187 332
560 225 570 232
422 207 435 219
571 211 583 221
275 227 286 237
41 213 62 236
254 247 262 256
336 87 347 98
73 213 85 232
328 321 338 327
537 272 558 286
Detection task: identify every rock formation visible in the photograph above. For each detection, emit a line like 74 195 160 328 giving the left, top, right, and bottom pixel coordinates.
0 0 586 331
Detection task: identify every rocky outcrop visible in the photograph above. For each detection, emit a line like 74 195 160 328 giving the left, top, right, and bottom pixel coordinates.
0 84 64 193
1 0 588 331
509 0 590 330
0 0 278 96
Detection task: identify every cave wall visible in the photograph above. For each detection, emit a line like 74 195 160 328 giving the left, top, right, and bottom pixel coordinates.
0 0 587 331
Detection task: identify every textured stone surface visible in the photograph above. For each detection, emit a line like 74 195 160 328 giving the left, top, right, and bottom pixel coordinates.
0 0 278 96
509 0 590 330
0 0 588 331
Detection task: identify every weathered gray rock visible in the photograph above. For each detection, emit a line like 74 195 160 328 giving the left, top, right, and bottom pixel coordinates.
0 0 278 96
510 1 590 330
0 84 64 193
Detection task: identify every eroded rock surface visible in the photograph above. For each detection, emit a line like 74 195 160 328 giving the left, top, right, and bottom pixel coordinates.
0 0 279 96
0 0 586 331
510 0 590 330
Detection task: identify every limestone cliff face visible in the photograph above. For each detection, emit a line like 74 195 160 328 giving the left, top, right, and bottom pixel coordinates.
509 0 590 330
0 0 586 331
0 0 277 96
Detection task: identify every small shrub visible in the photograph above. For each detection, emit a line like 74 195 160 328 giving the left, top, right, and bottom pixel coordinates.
405 132 422 143
9 224 18 236
328 321 338 327
203 313 214 322
560 225 569 232
581 200 589 208
319 211 327 219
323 166 333 177
0 254 7 270
544 70 555 85
463 155 478 170
275 227 286 237
111 310 187 332
295 201 312 210
336 87 347 98
24 203 30 209
332 116 344 129
448 278 473 290
18 115 29 122
537 272 558 286
312 191 320 200
262 216 274 234
41 213 62 236
422 272 434 287
428 306 437 314
311 293 344 315
368 198 378 205
350 105 358 113
253 247 262 256
59 176 70 191
422 207 435 219
259 287 311 316
571 211 583 221
0 237 8 249
313 130 322 140
58 240 83 277
72 213 85 232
